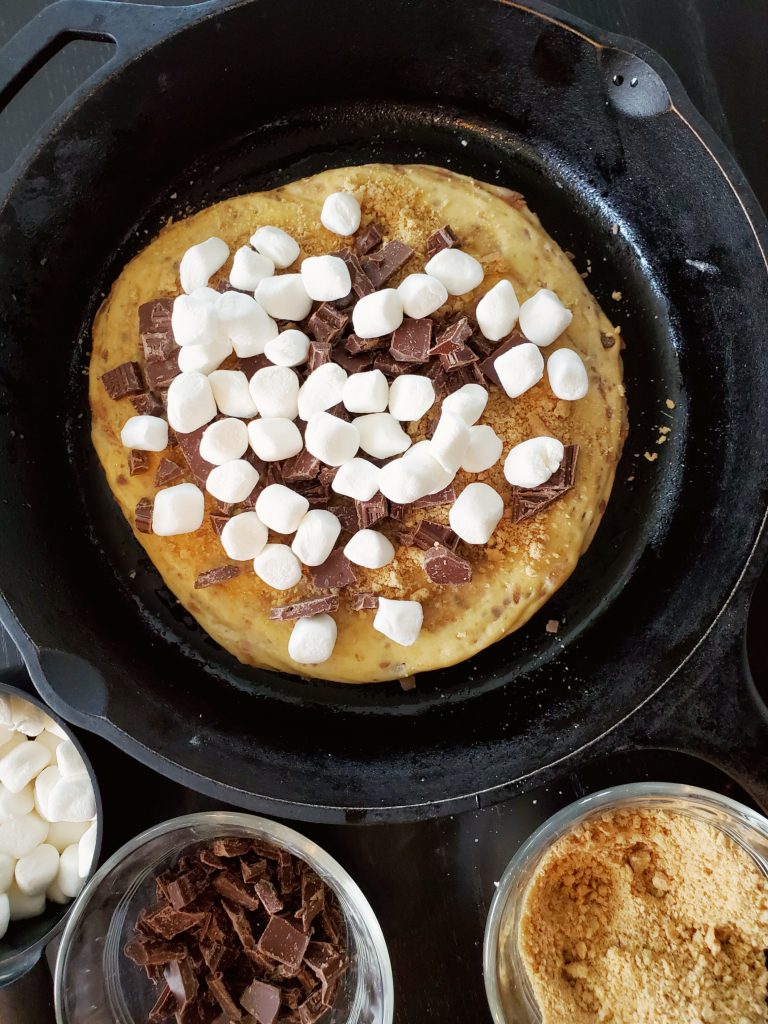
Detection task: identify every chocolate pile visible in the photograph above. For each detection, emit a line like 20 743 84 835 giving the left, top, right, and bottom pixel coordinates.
124 837 349 1024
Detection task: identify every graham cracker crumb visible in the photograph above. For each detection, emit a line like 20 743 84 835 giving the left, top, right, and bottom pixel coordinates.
666 398 676 410
611 290 623 301
644 451 658 462
545 619 560 634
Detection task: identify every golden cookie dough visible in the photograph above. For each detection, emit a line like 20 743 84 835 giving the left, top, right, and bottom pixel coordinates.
90 164 626 683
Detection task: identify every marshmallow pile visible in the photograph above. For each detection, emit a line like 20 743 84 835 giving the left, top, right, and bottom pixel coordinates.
0 695 97 935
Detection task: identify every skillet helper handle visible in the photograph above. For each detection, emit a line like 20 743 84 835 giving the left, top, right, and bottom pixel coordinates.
0 957 55 1024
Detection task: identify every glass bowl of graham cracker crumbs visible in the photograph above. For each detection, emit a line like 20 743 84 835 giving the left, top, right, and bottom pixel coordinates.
483 782 768 1024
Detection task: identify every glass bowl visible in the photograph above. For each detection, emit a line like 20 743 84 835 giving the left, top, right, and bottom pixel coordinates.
483 782 768 1024
54 811 393 1024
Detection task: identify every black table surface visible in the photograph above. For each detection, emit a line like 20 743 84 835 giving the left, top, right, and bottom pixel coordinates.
1 2 768 1022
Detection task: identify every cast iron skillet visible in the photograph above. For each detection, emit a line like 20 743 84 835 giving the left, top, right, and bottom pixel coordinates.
0 0 767 823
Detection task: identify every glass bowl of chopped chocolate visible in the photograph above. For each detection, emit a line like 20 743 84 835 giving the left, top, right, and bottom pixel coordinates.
54 812 393 1024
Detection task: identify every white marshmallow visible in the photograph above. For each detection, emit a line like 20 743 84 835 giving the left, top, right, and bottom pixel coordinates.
494 342 545 399
265 329 310 367
0 740 51 794
442 383 488 425
288 615 338 665
396 273 448 319
249 365 300 419
152 483 205 536
56 844 84 899
0 813 49 859
209 369 259 418
120 415 168 453
251 226 300 269
78 820 97 878
320 192 361 236
199 418 249 465
0 727 13 752
0 853 14 893
352 289 404 339
476 279 520 341
56 741 86 780
255 485 309 534
247 418 303 462
388 374 435 422
46 819 90 854
221 511 268 561
0 783 33 823
449 482 504 544
216 290 277 358
10 699 51 737
171 291 223 347
34 766 61 821
503 436 565 488
305 411 360 466
331 459 381 502
424 248 484 295
179 237 229 293
518 288 573 347
229 245 275 290
301 254 351 301
373 598 423 647
291 510 342 566
344 530 395 569
15 843 59 896
461 425 503 473
378 449 447 504
8 882 45 920
177 332 232 375
253 544 303 590
430 410 471 473
0 893 9 936
206 460 260 504
46 878 69 905
547 348 589 400
342 369 389 414
47 776 96 823
298 363 348 420
255 274 312 321
403 441 455 492
354 412 411 459
35 729 62 756
0 697 12 728
167 372 217 434
42 719 69 740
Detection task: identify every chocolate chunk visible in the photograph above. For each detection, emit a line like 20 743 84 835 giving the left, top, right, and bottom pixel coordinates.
411 520 459 550
349 592 379 611
139 297 174 336
331 505 358 534
600 331 616 349
390 318 432 363
298 990 328 1024
258 916 310 970
155 457 183 487
209 515 230 538
213 872 261 910
165 958 199 1010
144 355 180 391
510 444 579 522
318 465 339 490
387 502 408 521
199 848 227 869
308 341 332 371
240 980 281 1024
124 938 188 967
269 596 340 621
235 354 271 378
424 545 472 584
241 858 268 883
277 850 298 895
356 492 388 528
145 905 207 941
212 838 253 858
426 224 459 258
131 391 165 417
469 333 495 358
101 361 144 400
255 879 284 915
207 974 242 1020
310 549 357 589
361 239 413 288
307 304 348 345
149 983 176 1022
128 449 149 476
424 359 449 399
440 343 478 372
281 450 319 485
334 248 375 300
297 872 325 932
479 330 528 387
345 332 386 354
333 348 373 374
175 424 215 486
413 485 456 508
135 497 153 534
372 351 412 378
221 900 258 955
354 222 383 256
195 566 241 589
430 316 472 355
167 869 208 910
304 942 347 1002
142 329 178 364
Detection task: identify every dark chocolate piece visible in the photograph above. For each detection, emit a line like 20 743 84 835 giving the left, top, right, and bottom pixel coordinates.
354 222 383 256
307 304 348 346
309 549 357 589
240 980 281 1024
207 973 242 1020
235 354 271 378
155 457 183 487
101 361 144 400
139 297 174 336
298 990 328 1024
241 858 268 883
269 596 340 621
334 247 375 300
145 905 206 940
411 520 459 551
479 330 527 387
148 983 176 1022
430 316 472 355
282 449 320 484
333 348 373 374
510 444 579 522
297 873 325 933
426 224 459 258
194 566 241 590
209 514 230 538
355 492 388 529
166 869 208 910
131 391 165 417
304 942 347 1002
144 355 180 391
387 502 408 522
212 871 261 910
165 958 200 1010
128 449 149 476
124 938 188 967
390 318 432 363
135 497 153 534
175 424 215 486
349 592 379 611
307 341 332 372
600 331 616 349
142 329 178 364
423 545 472 584
345 332 386 354
372 351 412 378
255 879 284 915
258 916 310 970
211 838 253 858
361 239 413 288
413 485 456 508
331 505 358 534
440 343 478 372
318 465 339 490
221 900 258 955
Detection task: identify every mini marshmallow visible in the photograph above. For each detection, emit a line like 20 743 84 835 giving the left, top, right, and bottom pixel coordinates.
0 853 13 893
255 274 312 321
216 290 278 358
396 273 448 319
177 332 232 374
171 290 223 347
547 348 589 400
0 727 13 752
388 374 435 422
35 729 62 756
373 598 423 647
56 741 86 780
251 226 300 269
0 783 33 823
46 878 69 905
56 844 84 899
342 369 389 414
46 775 96 824
331 458 381 502
298 363 348 420
0 740 51 794
475 279 520 341
253 544 303 590
494 342 544 399
503 436 564 488
518 288 573 347
153 483 205 536
255 484 309 534
461 425 503 473
288 615 338 665
206 460 260 504
8 882 45 920
424 248 484 295
249 365 300 419
199 418 249 465
305 411 360 466
78 820 97 878
441 383 488 425
352 289 404 339
46 820 90 854
208 369 259 418
378 449 447 504
179 237 229 293
0 893 8 937
354 412 411 459
291 510 342 567
0 813 49 859
430 410 471 473
449 482 504 544
120 415 168 452
34 766 61 821
221 511 268 561
265 329 310 367
166 372 217 434
0 697 12 728
10 699 52 737
229 245 275 290
343 530 395 569
320 192 361 236
247 417 303 462
15 843 59 896
301 254 351 302
403 441 455 492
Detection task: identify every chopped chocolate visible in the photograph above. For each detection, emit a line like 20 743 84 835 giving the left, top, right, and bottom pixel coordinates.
308 340 332 371
440 343 478 372
144 354 181 391
145 905 207 941
510 444 579 522
101 361 144 400
334 248 375 300
131 391 165 417
345 332 386 354
390 317 432 363
207 973 242 1020
155 457 183 487
600 331 616 349
423 545 472 584
331 505 359 534
333 348 374 374
212 838 253 858
199 848 227 870
235 354 271 378
269 596 340 621
426 224 459 258
356 492 388 528
213 872 261 910
318 465 339 489
372 351 413 378
307 304 348 345
240 980 281 1024
297 872 325 932
354 222 383 256
124 938 188 967
304 942 347 1001
222 900 258 955
411 520 459 550
282 449 321 484
258 916 310 971
387 501 408 521
424 359 449 399
142 329 178 364
254 879 284 915
148 983 176 1022
139 297 174 336
128 449 149 476
242 858 268 883
430 316 472 355
277 850 298 895
167 869 209 910
209 515 230 538
310 548 357 589
165 958 199 1010
479 329 527 387
298 990 328 1024
413 484 456 508
325 402 351 422
175 424 215 486
349 592 379 612
468 333 495 358
195 565 241 590
361 239 413 288
135 497 153 534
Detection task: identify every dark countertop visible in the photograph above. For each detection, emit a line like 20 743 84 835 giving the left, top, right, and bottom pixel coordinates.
0 2 767 1023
